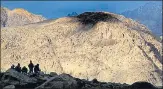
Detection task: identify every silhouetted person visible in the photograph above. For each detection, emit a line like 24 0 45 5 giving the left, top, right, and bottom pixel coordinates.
22 66 28 74
15 63 21 73
28 60 34 73
11 64 15 69
92 78 99 84
34 64 41 74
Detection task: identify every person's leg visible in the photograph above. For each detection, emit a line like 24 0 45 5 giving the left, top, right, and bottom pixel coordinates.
36 71 39 75
31 68 33 73
29 69 32 73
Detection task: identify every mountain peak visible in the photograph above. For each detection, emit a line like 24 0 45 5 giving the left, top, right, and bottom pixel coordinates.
12 8 28 12
144 2 160 6
1 7 46 27
11 8 32 16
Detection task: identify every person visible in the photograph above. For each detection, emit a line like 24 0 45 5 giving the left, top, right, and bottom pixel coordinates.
28 60 34 73
11 64 15 69
34 64 41 74
22 66 28 74
92 78 99 84
15 63 21 73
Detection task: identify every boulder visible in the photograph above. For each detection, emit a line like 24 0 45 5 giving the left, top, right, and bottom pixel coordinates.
130 81 157 89
35 74 51 81
35 73 77 89
3 85 15 89
50 72 58 77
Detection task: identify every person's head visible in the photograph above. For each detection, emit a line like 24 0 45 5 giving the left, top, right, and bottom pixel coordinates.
11 64 15 68
18 63 20 66
37 64 39 66
30 60 32 63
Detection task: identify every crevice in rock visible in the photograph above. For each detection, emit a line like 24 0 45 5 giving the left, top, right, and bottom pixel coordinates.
138 46 162 78
145 42 162 64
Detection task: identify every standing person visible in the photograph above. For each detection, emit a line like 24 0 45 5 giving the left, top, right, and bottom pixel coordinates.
28 60 34 73
11 64 15 69
15 63 21 73
34 64 41 74
22 66 28 74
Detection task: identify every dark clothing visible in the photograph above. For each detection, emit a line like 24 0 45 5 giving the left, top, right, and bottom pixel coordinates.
28 63 34 73
34 65 41 74
11 65 15 69
15 66 21 73
22 66 28 74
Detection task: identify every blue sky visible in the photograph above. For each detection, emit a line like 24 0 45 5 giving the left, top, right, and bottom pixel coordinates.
1 1 162 19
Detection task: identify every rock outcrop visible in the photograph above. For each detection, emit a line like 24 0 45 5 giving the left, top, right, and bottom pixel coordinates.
1 12 162 86
1 7 46 27
35 73 77 89
1 69 37 85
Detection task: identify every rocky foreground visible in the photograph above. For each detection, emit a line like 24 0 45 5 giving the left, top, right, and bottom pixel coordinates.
0 69 162 89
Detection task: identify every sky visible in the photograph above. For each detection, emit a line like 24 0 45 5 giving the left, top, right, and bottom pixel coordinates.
1 1 162 19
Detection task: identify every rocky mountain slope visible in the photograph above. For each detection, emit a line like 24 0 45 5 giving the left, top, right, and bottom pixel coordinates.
121 2 162 36
1 12 162 86
1 7 46 27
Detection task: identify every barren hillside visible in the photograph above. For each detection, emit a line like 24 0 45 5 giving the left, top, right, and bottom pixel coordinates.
1 12 162 86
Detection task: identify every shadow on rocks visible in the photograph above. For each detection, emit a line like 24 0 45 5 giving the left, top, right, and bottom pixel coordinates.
130 82 157 89
76 12 119 27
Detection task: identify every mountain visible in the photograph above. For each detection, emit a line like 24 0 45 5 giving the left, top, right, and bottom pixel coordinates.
68 12 78 17
1 7 46 27
1 12 162 86
121 2 162 36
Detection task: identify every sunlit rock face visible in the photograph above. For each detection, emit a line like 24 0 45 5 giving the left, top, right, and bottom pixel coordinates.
1 12 162 86
1 7 46 27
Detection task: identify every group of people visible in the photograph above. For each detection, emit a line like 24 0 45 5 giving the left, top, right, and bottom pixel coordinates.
11 60 41 74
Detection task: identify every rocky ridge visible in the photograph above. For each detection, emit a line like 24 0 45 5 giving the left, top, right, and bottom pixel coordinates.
1 12 162 86
1 7 46 27
0 69 162 89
